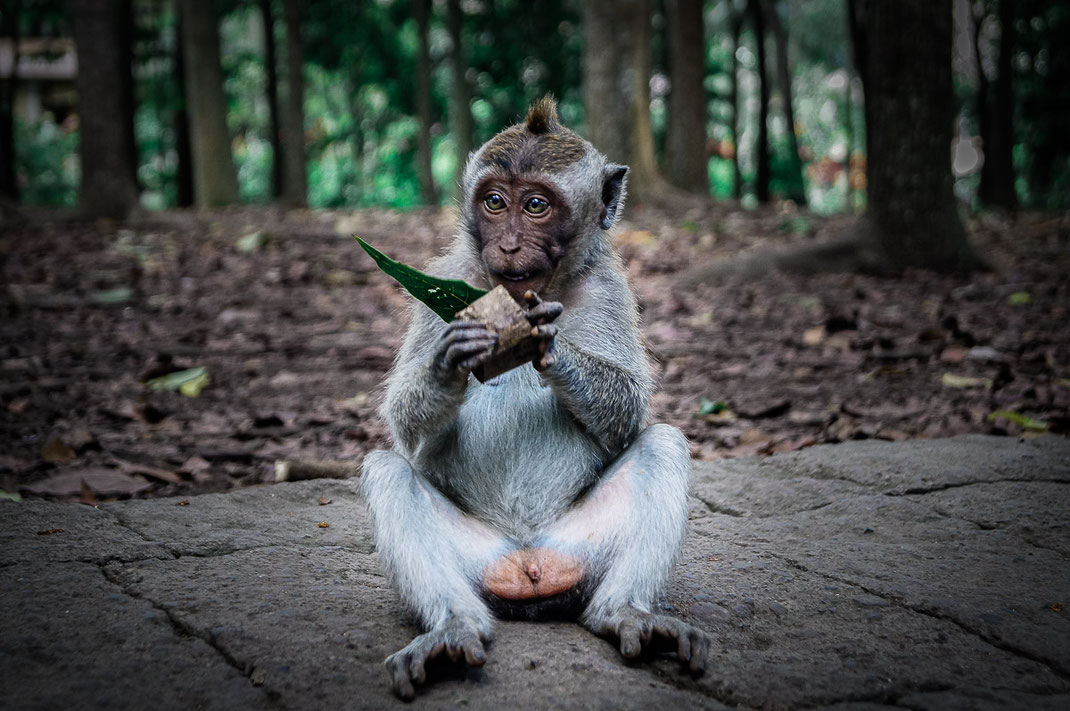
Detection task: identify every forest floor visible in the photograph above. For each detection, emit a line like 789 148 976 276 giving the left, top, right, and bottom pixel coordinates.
1 202 1068 501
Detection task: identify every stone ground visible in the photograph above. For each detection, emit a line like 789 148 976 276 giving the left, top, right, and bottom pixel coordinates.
2 434 1068 710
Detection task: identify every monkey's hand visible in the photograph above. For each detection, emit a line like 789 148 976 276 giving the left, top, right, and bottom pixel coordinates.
431 319 498 382
604 607 710 675
522 290 563 370
385 616 489 701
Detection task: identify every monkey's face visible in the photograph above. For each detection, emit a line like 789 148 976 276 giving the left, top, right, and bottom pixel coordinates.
474 177 574 302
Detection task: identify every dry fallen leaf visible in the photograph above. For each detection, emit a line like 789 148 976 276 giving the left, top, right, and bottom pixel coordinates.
36 528 64 536
176 499 190 506
318 521 330 528
41 436 77 464
318 496 332 506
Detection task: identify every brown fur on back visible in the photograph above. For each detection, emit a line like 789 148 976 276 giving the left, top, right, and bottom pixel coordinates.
479 96 586 175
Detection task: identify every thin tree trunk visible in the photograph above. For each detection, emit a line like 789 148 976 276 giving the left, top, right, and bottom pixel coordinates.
173 8 193 207
0 0 20 201
750 0 771 203
844 69 854 208
179 0 239 207
414 0 437 206
990 0 1016 210
258 0 282 200
973 4 994 207
280 0 305 206
730 6 743 200
855 0 979 273
664 0 708 193
762 0 806 204
71 0 140 218
446 0 472 197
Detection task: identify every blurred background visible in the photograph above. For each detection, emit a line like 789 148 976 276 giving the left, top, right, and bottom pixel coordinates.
0 0 1065 216
1 1 1068 501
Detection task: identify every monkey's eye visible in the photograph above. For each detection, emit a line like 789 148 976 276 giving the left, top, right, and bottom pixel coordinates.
524 197 549 215
483 193 506 212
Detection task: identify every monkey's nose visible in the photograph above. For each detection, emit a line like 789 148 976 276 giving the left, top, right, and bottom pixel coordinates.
499 242 521 255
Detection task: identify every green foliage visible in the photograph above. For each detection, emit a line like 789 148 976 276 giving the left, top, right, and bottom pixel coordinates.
10 0 1064 212
15 118 78 207
355 238 486 322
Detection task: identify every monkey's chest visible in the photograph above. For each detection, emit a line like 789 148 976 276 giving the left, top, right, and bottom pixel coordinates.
431 369 604 531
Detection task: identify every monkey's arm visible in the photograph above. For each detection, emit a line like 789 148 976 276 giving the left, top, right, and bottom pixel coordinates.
382 305 496 456
540 335 650 454
533 272 652 454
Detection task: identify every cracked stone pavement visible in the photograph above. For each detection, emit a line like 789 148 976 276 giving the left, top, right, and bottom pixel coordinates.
2 434 1069 710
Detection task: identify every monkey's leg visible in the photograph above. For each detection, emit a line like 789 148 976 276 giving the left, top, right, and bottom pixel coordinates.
544 424 710 672
361 450 508 700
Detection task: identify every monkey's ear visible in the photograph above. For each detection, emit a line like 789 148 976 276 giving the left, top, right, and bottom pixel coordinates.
600 164 629 230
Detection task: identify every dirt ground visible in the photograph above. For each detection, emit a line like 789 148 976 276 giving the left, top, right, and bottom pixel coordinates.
2 203 1067 501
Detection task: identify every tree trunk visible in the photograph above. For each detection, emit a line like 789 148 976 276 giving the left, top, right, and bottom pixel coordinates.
173 8 193 207
70 0 140 218
750 0 771 203
258 0 282 200
583 0 661 203
989 0 1016 210
855 0 979 273
664 0 708 193
414 0 437 206
446 0 473 196
0 0 20 201
179 0 239 207
280 0 305 206
762 0 806 204
730 7 744 200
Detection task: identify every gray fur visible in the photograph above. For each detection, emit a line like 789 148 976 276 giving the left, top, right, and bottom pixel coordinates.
362 103 703 698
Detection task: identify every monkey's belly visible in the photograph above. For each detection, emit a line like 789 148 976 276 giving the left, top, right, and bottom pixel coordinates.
481 547 583 600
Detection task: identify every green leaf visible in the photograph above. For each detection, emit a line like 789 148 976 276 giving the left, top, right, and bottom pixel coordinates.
236 231 268 252
941 372 992 389
355 237 487 321
0 489 22 503
987 410 1048 431
92 287 134 304
1007 291 1031 306
146 367 209 396
698 398 727 416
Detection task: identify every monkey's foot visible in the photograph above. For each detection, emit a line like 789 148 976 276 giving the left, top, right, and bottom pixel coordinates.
482 547 583 600
604 607 710 675
385 616 489 701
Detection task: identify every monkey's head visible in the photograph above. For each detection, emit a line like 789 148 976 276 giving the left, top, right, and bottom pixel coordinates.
460 96 628 301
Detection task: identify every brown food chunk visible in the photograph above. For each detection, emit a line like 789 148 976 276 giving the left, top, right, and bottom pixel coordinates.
455 285 540 382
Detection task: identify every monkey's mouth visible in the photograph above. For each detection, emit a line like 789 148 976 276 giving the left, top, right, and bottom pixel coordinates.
490 268 551 298
497 269 536 282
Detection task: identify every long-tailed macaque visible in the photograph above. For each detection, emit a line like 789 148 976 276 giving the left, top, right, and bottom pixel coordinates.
362 97 707 700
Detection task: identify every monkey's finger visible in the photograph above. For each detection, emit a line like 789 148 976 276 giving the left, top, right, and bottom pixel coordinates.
525 300 563 325
619 622 642 659
535 349 557 371
388 656 416 701
445 339 497 368
522 290 543 308
446 643 464 662
410 642 443 685
689 630 709 675
462 638 487 667
458 349 496 372
530 324 558 340
447 319 488 331
673 627 692 665
444 325 496 345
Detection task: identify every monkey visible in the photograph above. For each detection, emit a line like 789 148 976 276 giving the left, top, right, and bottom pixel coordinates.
361 96 708 701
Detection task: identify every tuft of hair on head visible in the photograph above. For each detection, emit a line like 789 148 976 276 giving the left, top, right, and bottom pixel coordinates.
525 95 561 135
